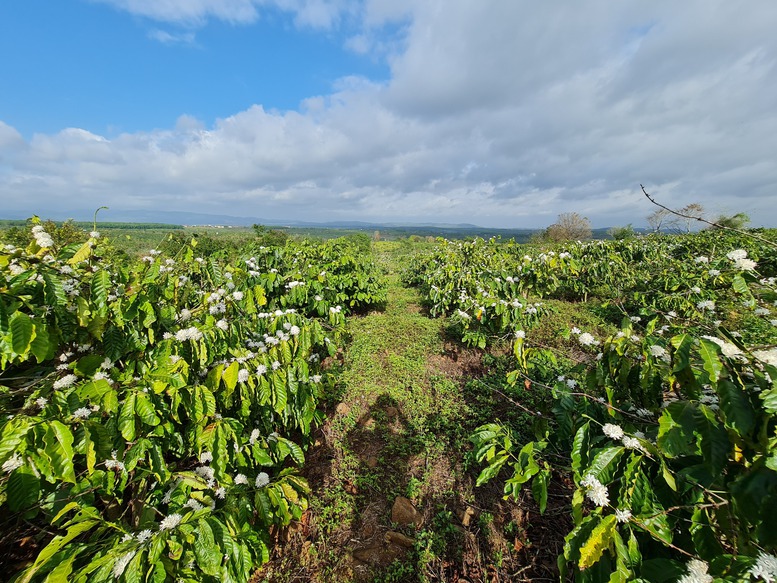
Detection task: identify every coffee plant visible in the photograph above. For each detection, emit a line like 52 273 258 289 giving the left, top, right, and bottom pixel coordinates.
409 230 777 582
0 219 385 582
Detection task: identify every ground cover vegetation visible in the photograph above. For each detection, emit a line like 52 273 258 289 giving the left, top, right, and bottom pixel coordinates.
1 217 776 582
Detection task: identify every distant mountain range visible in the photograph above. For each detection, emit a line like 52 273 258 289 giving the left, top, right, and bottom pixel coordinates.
2 208 485 230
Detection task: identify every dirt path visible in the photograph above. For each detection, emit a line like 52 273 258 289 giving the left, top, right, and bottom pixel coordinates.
255 243 567 582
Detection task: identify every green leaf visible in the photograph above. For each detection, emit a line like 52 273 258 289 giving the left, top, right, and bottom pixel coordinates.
42 553 76 583
43 421 76 483
119 393 137 441
29 324 53 363
74 355 105 378
698 339 723 384
102 326 125 362
716 379 755 436
134 392 161 426
476 453 509 487
90 270 110 307
7 465 40 511
532 467 550 514
17 519 99 583
0 416 31 464
222 361 239 391
695 407 729 476
670 334 693 372
194 519 222 576
583 446 625 486
123 549 144 583
277 437 305 466
690 507 723 560
10 311 34 356
68 241 93 265
571 421 591 476
732 274 750 295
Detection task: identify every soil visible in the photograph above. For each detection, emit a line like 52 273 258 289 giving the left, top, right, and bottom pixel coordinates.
252 277 572 582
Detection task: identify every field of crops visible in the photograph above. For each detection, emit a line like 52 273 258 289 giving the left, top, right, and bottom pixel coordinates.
1 221 777 582
405 229 777 582
0 220 385 582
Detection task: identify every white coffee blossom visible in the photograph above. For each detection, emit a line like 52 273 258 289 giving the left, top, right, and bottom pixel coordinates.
578 332 598 346
580 475 609 507
749 552 777 583
175 327 203 342
515 330 526 339
255 472 270 488
238 368 249 383
650 345 668 359
602 424 624 440
678 559 713 583
36 397 48 408
112 551 136 579
184 498 204 512
2 453 24 473
105 451 125 472
159 513 182 531
53 374 78 389
257 364 268 375
697 300 715 311
734 258 757 271
727 249 748 261
614 508 632 523
73 407 93 419
622 436 644 451
199 451 213 464
234 473 249 485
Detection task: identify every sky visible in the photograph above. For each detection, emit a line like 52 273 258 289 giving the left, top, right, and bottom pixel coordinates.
1 1 776 228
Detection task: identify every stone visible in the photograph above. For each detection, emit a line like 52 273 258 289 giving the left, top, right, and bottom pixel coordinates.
384 531 415 548
391 497 423 527
335 402 350 416
385 406 399 418
459 506 477 527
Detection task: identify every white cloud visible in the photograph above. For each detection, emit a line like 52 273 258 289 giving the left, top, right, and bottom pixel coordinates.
147 29 197 45
89 0 355 29
89 0 262 26
4 1 777 226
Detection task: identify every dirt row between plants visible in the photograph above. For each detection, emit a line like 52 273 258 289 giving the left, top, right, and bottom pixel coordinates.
254 246 570 582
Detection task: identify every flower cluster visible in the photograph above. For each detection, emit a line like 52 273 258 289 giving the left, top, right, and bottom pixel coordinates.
31 225 54 248
580 474 609 507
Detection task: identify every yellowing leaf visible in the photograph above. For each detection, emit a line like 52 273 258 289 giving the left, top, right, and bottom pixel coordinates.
578 514 616 570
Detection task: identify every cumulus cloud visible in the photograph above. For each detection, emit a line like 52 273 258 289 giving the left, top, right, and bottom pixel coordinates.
3 1 777 226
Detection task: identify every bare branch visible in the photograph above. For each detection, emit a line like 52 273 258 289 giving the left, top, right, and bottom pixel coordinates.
640 185 777 249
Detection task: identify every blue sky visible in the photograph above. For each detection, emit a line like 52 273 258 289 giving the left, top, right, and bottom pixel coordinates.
1 0 389 137
1 1 776 228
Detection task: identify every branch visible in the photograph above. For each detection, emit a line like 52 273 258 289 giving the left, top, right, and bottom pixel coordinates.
641 185 777 249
